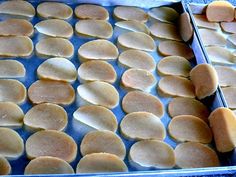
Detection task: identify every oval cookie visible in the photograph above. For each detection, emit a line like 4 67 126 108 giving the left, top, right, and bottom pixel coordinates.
115 20 150 34
148 7 179 23
118 49 155 71
121 68 156 92
24 103 68 131
150 22 182 41
190 64 218 99
199 29 226 46
120 112 166 140
206 46 236 65
157 56 191 77
0 36 33 57
221 22 236 34
175 142 219 168
0 128 24 159
222 87 236 109
78 60 116 83
0 0 35 18
193 14 219 30
24 156 74 175
0 79 26 104
0 60 25 78
73 105 118 132
158 40 194 60
215 66 236 87
158 76 195 98
35 19 73 38
77 81 119 109
28 80 75 105
78 39 118 62
0 19 33 37
179 12 193 42
75 20 113 39
0 156 11 175
76 153 128 173
26 130 77 162
168 115 212 143
206 1 234 22
0 102 24 128
75 4 109 20
80 130 126 160
36 38 74 58
37 2 72 20
118 32 155 52
122 91 164 118
129 140 175 169
168 97 209 122
114 6 148 22
37 57 77 82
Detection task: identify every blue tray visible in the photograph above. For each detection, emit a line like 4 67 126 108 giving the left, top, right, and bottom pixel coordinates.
2 0 236 176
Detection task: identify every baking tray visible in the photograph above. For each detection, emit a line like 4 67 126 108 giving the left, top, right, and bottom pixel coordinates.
2 0 236 176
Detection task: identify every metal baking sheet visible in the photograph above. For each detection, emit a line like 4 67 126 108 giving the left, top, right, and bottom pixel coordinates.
2 0 236 176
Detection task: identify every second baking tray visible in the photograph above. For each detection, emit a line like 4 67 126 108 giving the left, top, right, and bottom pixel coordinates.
4 0 236 176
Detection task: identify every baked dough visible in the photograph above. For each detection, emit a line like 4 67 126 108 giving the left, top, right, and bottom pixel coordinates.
121 68 156 92
150 22 182 41
114 6 148 22
37 57 77 82
24 103 68 131
26 130 77 162
36 38 74 58
0 79 26 104
120 112 166 140
0 19 33 37
175 142 219 168
118 49 155 71
158 76 195 98
158 41 194 60
78 39 118 62
209 107 236 152
28 80 75 105
157 56 191 77
122 91 164 117
148 7 179 23
0 36 33 57
215 66 236 87
35 19 73 38
0 102 24 128
0 60 25 78
76 153 128 173
0 0 35 18
73 105 118 132
199 29 226 46
193 15 219 30
190 64 218 99
115 20 150 34
168 115 212 143
80 130 126 159
168 97 209 122
24 156 74 174
206 1 234 22
221 22 236 34
118 32 156 52
37 2 72 19
0 128 24 159
0 156 11 175
75 4 109 20
75 20 113 39
77 81 119 109
129 140 175 169
78 60 116 83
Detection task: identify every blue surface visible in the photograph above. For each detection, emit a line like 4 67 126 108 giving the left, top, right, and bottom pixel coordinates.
1 0 236 176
